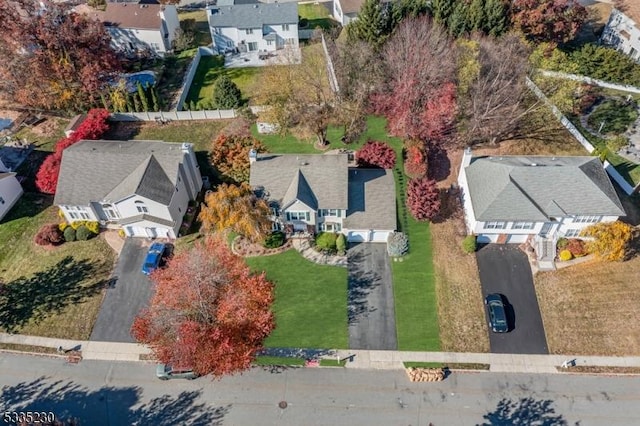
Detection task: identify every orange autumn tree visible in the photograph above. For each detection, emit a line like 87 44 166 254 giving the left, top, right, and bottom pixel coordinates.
131 236 275 377
581 221 635 261
199 182 271 242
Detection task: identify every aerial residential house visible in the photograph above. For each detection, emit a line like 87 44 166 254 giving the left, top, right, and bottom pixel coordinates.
333 0 364 26
54 140 202 239
249 151 396 242
101 2 180 56
458 149 625 266
601 1 640 61
207 2 299 55
0 172 23 221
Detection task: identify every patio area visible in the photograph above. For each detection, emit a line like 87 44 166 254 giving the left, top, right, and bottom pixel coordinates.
224 48 301 68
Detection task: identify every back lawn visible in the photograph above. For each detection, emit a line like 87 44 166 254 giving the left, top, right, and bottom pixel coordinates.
0 194 115 340
246 250 348 349
299 3 338 30
178 10 212 47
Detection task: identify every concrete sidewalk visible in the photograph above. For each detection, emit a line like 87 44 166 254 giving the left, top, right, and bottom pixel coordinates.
3 333 640 374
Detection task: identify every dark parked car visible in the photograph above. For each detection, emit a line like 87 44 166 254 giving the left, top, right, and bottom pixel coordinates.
485 293 509 333
141 242 166 276
156 364 199 380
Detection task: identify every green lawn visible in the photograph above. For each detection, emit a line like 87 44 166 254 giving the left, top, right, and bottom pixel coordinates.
0 194 115 339
246 250 348 349
299 3 338 30
184 55 264 108
178 10 212 47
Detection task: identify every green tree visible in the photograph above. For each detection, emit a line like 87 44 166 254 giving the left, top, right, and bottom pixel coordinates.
483 0 509 37
432 0 456 25
150 87 160 111
467 0 485 32
447 1 469 37
212 75 242 109
393 0 430 21
136 82 149 112
347 0 394 49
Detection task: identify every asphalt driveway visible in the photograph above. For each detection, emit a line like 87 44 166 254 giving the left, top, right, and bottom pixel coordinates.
347 243 397 350
476 244 549 354
90 239 154 343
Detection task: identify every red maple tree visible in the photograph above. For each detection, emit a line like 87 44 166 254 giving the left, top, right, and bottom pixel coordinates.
356 140 396 169
511 0 587 44
404 141 428 179
406 177 441 221
131 236 275 377
36 109 110 194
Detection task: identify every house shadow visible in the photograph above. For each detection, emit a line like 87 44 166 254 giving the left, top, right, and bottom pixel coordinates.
346 247 382 325
1 377 230 426
0 256 105 332
426 142 451 182
0 192 52 224
477 397 577 426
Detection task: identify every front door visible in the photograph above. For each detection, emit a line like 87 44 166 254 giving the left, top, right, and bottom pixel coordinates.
539 222 553 238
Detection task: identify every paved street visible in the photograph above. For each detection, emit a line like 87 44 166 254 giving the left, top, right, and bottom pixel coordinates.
1 352 639 425
90 239 153 343
477 244 549 355
347 243 397 350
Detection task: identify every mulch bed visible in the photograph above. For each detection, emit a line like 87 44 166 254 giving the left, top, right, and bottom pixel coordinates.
232 235 292 257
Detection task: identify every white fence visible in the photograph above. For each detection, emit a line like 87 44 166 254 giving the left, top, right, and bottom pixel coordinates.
526 77 637 195
538 70 640 95
110 110 237 121
174 46 215 112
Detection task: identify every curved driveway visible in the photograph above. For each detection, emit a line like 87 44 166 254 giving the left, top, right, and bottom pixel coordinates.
476 244 548 354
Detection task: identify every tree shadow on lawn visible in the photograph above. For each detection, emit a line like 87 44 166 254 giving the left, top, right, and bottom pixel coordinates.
1 377 230 426
347 248 382 326
478 397 577 426
0 256 105 333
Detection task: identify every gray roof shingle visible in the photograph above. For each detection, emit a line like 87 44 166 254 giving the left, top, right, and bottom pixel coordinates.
54 140 187 206
207 3 298 28
250 154 348 209
464 155 626 221
343 168 396 230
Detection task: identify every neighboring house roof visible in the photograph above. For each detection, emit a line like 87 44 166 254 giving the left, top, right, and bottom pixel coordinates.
54 140 186 206
250 154 348 209
217 0 260 5
207 3 298 28
343 168 396 231
464 156 625 221
0 171 18 182
337 0 365 15
102 3 164 30
615 1 640 25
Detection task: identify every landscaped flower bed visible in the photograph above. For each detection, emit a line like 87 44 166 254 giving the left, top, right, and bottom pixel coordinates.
232 235 292 257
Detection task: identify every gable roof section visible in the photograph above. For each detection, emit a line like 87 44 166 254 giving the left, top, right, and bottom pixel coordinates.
208 3 298 28
465 156 625 221
54 140 185 206
343 168 396 231
250 154 348 209
102 3 163 30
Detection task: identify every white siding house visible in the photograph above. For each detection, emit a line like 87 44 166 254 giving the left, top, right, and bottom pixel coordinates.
101 3 180 56
0 172 23 221
601 2 640 61
207 3 299 55
54 140 202 239
333 0 364 26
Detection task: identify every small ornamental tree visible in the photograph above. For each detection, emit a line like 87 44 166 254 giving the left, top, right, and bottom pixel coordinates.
511 0 587 44
34 224 64 246
356 140 396 169
581 221 634 261
35 154 62 194
63 226 76 242
406 177 441 221
210 133 265 183
131 236 275 378
404 141 428 178
387 232 409 257
212 75 243 109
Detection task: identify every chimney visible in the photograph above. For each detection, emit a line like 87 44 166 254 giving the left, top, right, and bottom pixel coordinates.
461 146 472 169
249 148 257 164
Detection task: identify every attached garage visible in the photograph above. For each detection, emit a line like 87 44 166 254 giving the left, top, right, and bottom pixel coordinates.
346 230 393 243
347 230 369 243
124 226 173 239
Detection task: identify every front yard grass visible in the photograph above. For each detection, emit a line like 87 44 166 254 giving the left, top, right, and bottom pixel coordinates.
534 258 640 356
246 250 348 349
0 195 115 340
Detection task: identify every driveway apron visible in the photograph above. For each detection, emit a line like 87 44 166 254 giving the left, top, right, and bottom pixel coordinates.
476 244 549 354
90 239 154 343
347 243 397 350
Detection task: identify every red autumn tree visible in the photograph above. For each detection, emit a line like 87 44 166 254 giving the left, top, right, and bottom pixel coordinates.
131 236 275 377
356 140 396 169
36 109 110 194
406 177 441 221
210 133 265 183
0 0 120 112
404 141 428 179
511 0 587 44
371 17 458 142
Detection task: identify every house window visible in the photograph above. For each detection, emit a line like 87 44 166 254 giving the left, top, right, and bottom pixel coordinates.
565 229 581 237
135 201 149 213
511 222 534 230
319 209 340 217
245 28 254 35
267 40 273 46
270 207 279 216
271 221 281 231
248 42 258 51
286 211 310 221
573 215 600 223
102 204 119 219
282 24 290 31
484 221 506 230
286 38 296 45
321 222 342 232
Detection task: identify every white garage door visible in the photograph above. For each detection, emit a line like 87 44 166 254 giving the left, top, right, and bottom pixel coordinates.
370 231 391 243
125 226 171 238
347 231 369 242
126 226 146 237
507 234 528 244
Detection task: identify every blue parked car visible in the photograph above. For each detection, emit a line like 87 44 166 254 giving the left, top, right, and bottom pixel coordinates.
142 242 166 276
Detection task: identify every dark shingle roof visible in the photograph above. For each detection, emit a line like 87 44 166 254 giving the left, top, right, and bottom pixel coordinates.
343 168 396 230
207 3 298 28
464 156 625 221
102 3 164 30
250 154 348 209
54 140 187 206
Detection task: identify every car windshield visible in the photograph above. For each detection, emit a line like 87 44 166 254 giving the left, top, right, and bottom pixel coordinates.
489 302 507 324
